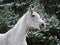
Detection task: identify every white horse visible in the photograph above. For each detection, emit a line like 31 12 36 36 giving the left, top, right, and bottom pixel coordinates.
0 5 46 45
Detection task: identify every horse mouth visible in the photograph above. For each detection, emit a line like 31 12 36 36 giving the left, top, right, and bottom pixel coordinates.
29 27 45 31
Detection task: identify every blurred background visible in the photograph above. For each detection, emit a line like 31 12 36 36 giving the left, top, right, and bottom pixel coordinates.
0 0 60 45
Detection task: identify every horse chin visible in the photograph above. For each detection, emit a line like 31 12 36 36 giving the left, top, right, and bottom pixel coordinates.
29 27 45 32
29 26 46 31
40 26 46 31
35 27 45 31
29 27 40 31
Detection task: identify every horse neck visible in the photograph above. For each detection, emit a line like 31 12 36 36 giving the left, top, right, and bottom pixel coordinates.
6 13 29 40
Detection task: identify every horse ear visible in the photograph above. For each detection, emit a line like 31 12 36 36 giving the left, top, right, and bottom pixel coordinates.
28 4 35 14
28 4 35 11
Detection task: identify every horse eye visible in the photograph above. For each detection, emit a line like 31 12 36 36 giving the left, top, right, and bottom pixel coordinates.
31 15 35 17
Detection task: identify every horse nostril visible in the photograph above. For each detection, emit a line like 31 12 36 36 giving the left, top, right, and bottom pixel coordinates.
41 23 44 26
39 23 46 30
